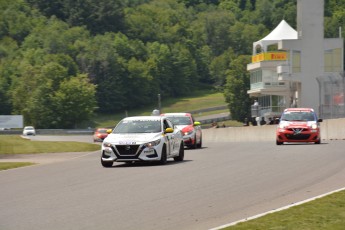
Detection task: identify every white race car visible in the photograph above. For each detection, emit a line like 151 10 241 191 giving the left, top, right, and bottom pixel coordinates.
101 116 184 167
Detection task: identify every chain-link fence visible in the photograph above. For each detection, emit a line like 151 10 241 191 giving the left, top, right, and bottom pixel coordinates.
318 74 345 119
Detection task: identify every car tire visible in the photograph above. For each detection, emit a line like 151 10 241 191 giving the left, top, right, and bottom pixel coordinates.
315 139 321 144
276 140 283 145
174 142 184 162
101 158 113 167
159 145 167 165
197 135 202 148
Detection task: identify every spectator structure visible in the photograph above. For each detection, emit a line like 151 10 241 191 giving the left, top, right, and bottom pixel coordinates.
247 0 344 120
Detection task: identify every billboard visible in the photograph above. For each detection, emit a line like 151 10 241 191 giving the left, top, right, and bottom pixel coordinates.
0 115 24 129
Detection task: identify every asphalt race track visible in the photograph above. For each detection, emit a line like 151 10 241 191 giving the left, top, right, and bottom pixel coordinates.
1 137 345 230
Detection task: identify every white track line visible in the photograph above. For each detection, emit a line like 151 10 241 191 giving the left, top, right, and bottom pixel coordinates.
209 186 345 230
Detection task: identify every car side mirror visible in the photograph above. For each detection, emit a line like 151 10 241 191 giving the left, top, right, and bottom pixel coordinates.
194 121 201 126
165 127 174 133
318 118 323 122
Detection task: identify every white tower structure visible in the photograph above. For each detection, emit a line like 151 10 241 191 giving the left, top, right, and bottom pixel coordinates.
247 0 344 119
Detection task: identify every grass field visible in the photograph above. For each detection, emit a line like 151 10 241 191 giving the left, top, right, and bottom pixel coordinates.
0 135 100 171
93 90 228 128
0 135 99 155
0 162 36 170
224 189 345 230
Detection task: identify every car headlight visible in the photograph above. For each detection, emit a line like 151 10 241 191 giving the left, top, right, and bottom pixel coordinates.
183 131 193 136
103 142 112 148
311 123 318 129
278 124 286 129
144 139 161 148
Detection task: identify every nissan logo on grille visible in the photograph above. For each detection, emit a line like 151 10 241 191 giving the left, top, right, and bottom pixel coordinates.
292 128 303 135
125 145 131 150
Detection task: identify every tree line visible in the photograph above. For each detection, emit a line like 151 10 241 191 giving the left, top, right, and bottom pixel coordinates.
1 0 344 128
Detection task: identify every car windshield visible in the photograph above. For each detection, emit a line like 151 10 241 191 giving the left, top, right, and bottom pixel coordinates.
166 116 192 125
98 129 107 133
281 112 315 121
25 127 34 130
113 120 162 133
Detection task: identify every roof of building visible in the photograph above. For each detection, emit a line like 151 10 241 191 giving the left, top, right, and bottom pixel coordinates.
253 20 298 53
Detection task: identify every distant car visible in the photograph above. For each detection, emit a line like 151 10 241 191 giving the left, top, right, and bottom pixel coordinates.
93 128 110 142
276 108 322 145
161 113 202 149
101 116 184 167
23 126 36 136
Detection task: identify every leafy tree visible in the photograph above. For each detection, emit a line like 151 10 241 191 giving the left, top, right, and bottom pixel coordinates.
24 79 56 127
11 61 41 117
0 37 19 114
22 17 90 57
178 0 220 7
0 0 43 42
77 33 128 113
229 22 267 55
324 2 345 38
52 74 97 128
169 42 198 95
146 42 175 98
126 58 157 107
219 0 242 19
224 55 251 121
27 0 126 34
10 58 70 127
190 9 236 56
124 0 191 44
191 44 213 85
0 74 12 114
209 48 235 87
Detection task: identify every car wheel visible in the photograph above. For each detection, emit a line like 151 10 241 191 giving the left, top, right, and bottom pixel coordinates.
315 139 321 144
197 135 202 148
159 145 167 165
174 142 184 162
101 158 113 167
276 140 283 145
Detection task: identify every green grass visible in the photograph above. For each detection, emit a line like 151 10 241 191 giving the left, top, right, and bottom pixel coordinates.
0 162 36 171
0 135 100 170
224 190 345 230
93 90 228 128
0 135 100 154
160 91 227 112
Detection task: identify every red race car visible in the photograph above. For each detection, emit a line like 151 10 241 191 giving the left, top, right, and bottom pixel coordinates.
276 108 322 145
161 113 202 149
93 128 111 142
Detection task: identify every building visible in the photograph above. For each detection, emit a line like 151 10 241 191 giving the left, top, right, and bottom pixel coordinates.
247 0 344 120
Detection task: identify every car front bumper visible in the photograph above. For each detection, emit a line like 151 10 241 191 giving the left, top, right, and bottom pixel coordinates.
276 129 320 143
101 144 161 162
182 134 196 146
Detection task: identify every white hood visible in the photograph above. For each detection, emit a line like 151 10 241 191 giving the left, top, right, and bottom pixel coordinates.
104 133 162 144
174 125 188 130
